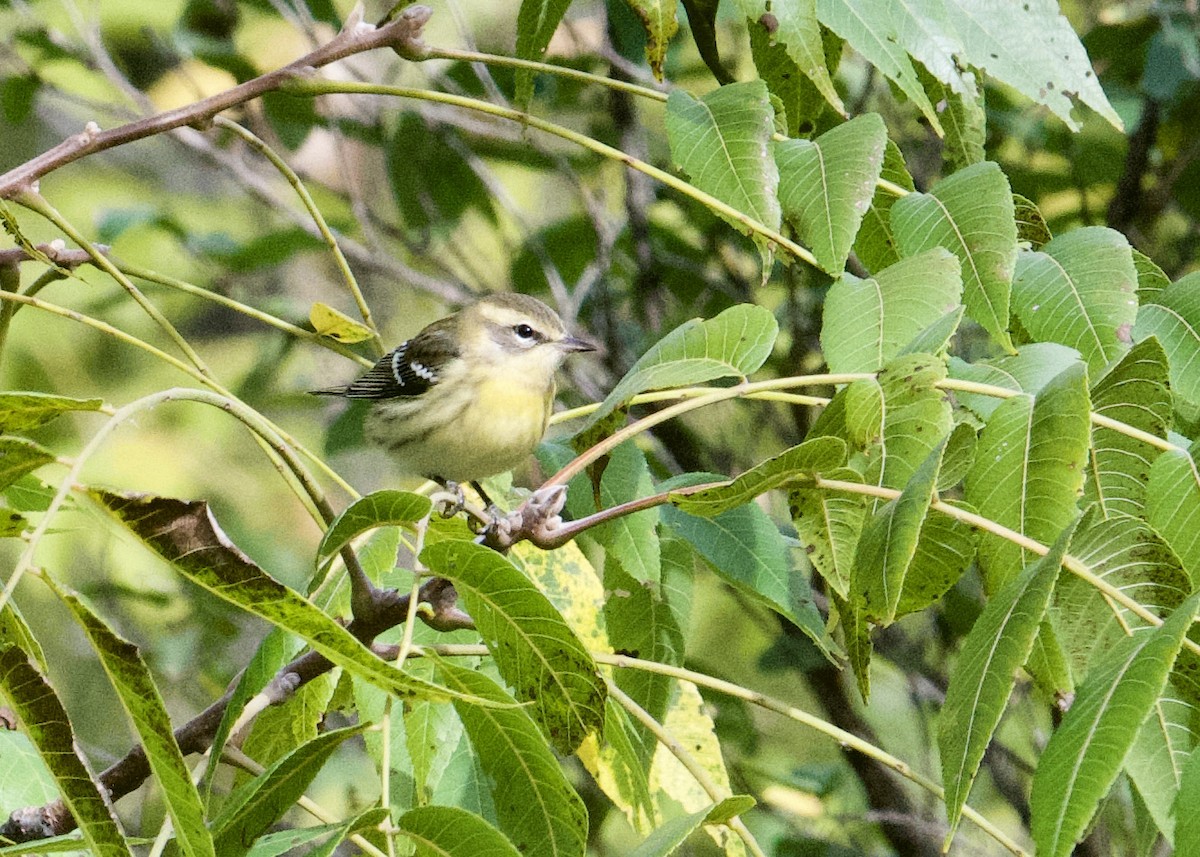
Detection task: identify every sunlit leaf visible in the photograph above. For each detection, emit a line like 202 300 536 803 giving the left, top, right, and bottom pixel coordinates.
0 437 54 492
316 490 430 567
940 518 1077 843
0 392 103 432
0 645 131 857
854 140 913 273
665 81 781 266
309 302 374 343
1051 508 1190 678
813 0 942 131
1030 592 1200 857
1134 271 1200 405
776 113 886 274
1011 227 1138 376
821 248 962 373
584 304 778 428
421 540 606 753
965 364 1090 592
1084 338 1172 518
891 161 1017 351
90 490 485 706
210 726 364 857
398 805 521 857
1176 747 1200 852
871 354 953 491
437 661 588 857
56 589 213 857
949 343 1082 421
1147 445 1200 582
671 436 846 516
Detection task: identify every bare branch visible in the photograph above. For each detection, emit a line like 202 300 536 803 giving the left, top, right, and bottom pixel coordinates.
0 4 433 199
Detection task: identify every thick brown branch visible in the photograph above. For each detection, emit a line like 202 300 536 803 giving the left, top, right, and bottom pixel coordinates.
0 5 433 199
0 576 466 844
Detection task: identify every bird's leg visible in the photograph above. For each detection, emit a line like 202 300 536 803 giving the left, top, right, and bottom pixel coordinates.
469 480 495 510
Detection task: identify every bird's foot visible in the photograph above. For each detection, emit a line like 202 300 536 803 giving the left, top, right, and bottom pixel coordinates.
480 484 568 550
430 481 466 518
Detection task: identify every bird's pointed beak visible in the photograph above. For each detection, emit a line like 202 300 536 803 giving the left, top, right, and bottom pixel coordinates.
558 335 597 353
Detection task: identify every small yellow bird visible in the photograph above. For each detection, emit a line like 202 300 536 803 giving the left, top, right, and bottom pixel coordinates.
313 293 594 490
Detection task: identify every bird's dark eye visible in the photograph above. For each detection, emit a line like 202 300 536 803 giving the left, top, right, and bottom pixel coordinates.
514 323 535 340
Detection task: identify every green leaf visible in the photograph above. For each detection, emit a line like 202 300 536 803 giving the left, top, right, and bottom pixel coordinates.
0 506 26 537
776 113 886 274
854 140 913 273
587 441 660 584
624 0 679 81
398 805 521 857
1011 227 1138 376
1134 271 1200 405
421 540 606 754
964 364 1091 592
671 436 846 516
834 590 872 701
0 599 45 669
893 499 977 619
890 161 1017 351
0 392 103 432
1176 746 1200 852
871 354 953 491
586 698 657 829
513 0 572 107
628 796 756 857
922 71 986 174
1030 591 1200 857
210 726 364 857
662 476 837 660
0 437 54 492
665 81 781 265
844 378 883 447
1147 446 1200 583
1132 248 1169 305
1124 652 1200 842
821 248 962 373
0 645 131 857
290 808 389 857
813 0 942 132
852 440 945 625
1013 194 1053 250
789 466 865 599
316 490 431 567
309 302 374 344
603 557 684 763
940 517 1077 843
949 343 1083 421
679 0 733 84
584 304 778 429
56 589 213 857
91 489 485 706
437 661 588 857
1051 506 1191 677
736 0 842 116
1084 338 1172 518
0 731 58 813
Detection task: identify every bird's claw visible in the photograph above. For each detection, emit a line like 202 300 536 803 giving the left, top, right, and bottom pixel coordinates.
482 484 568 549
430 481 466 518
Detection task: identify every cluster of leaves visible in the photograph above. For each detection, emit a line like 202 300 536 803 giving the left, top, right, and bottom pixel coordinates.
1 0 1200 856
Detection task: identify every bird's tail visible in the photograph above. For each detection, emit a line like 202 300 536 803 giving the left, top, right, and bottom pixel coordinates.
309 386 349 396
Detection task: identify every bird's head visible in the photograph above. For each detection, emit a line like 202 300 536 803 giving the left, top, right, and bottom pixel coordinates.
458 293 595 382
